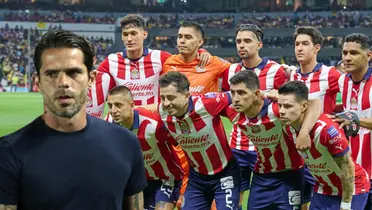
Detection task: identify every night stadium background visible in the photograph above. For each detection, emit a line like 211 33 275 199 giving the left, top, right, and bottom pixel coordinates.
0 0 371 207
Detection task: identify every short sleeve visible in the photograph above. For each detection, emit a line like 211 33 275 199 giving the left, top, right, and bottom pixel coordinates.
0 141 19 204
320 126 349 158
201 92 232 116
273 66 288 89
123 133 147 196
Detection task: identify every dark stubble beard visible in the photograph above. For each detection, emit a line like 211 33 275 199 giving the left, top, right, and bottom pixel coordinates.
44 88 88 119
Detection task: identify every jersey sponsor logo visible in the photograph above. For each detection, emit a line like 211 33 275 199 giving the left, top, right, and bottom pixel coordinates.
306 162 331 174
124 82 155 96
327 126 339 138
175 134 211 149
329 133 342 145
245 133 280 147
178 121 191 134
334 144 344 151
288 190 301 206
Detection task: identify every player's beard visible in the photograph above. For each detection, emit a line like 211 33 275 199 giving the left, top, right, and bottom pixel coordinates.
44 88 88 119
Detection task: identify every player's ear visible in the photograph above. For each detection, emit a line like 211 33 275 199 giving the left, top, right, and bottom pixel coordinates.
301 101 308 113
254 89 261 99
258 41 263 50
185 91 191 99
88 70 97 88
367 50 372 62
198 38 204 48
143 30 148 39
314 44 321 54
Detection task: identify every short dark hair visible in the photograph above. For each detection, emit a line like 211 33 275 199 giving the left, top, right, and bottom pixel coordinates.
235 24 264 42
229 70 260 90
278 81 309 102
159 72 190 93
34 30 94 75
344 33 371 50
180 21 204 39
108 85 133 101
120 14 146 30
293 26 323 46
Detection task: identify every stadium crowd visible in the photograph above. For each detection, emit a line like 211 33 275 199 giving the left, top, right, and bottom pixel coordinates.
0 26 113 91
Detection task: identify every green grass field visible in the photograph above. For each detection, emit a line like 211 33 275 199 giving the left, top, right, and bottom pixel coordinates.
0 92 248 208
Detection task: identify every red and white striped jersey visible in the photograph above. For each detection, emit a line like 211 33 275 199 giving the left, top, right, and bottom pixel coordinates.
285 114 370 196
108 107 183 181
223 100 304 174
221 57 287 92
87 48 171 118
221 57 287 151
159 92 233 175
290 63 341 114
339 68 372 179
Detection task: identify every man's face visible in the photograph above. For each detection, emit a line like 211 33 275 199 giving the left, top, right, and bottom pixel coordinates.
37 48 95 118
278 94 306 126
342 42 371 74
121 25 148 52
230 83 259 113
160 84 190 117
177 27 203 56
295 34 320 64
236 30 262 59
107 94 134 124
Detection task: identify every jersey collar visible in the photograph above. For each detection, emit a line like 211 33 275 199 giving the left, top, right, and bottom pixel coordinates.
241 57 268 71
129 110 140 131
247 99 271 120
296 63 322 77
122 47 149 59
346 67 372 82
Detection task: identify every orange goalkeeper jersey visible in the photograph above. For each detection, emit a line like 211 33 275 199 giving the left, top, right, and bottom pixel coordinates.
163 55 230 94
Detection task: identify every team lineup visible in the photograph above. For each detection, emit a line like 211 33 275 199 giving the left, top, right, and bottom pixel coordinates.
0 13 371 210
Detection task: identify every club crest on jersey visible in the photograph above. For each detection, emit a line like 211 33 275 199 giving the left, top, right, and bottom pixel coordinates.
131 68 140 79
350 97 358 110
178 121 191 134
250 125 261 133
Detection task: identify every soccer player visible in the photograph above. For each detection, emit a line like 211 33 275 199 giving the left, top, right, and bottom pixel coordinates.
158 71 241 210
220 23 288 209
0 30 146 210
333 33 372 209
87 14 209 117
162 21 230 95
224 70 321 209
290 26 343 209
106 85 184 210
278 81 370 210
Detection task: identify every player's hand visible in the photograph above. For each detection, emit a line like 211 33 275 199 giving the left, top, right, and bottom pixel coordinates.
197 51 211 68
327 114 351 129
265 89 278 100
282 64 297 76
296 130 311 151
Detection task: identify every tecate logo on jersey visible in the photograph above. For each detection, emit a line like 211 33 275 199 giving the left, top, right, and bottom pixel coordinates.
124 82 155 91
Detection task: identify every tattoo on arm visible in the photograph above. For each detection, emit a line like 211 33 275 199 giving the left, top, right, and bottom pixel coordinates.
334 152 355 203
123 192 144 210
0 205 17 210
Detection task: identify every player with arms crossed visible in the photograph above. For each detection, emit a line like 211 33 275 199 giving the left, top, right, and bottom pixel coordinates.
224 70 321 209
220 23 288 209
106 85 184 210
332 33 372 209
158 71 241 210
278 81 370 210
87 14 210 117
162 21 230 95
0 30 146 210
